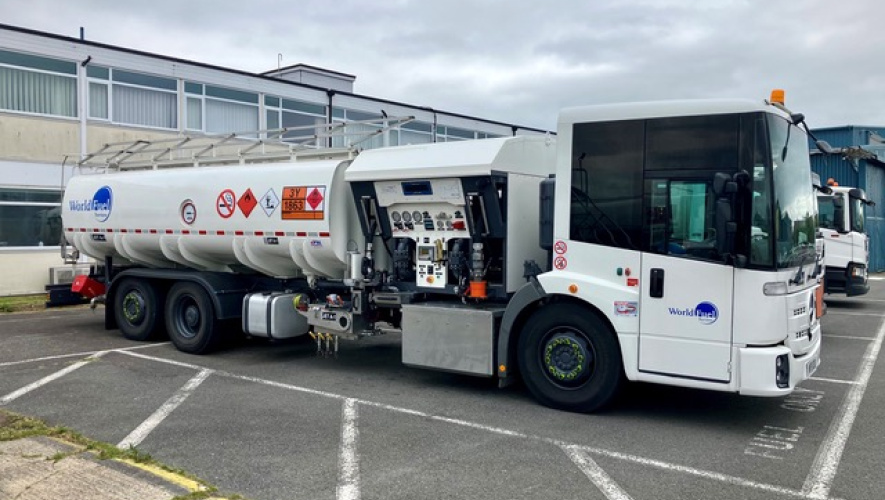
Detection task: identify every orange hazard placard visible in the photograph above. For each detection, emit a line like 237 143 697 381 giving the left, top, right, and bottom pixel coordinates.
282 186 326 220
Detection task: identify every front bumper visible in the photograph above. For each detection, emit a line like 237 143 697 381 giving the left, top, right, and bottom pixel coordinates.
737 321 822 397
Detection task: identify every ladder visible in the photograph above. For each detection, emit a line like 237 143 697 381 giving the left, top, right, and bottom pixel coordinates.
75 116 415 173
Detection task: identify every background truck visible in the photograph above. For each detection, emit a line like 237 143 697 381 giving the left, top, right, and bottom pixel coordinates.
815 179 874 296
62 96 823 413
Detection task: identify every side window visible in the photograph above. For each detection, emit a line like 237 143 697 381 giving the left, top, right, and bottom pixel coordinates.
646 180 720 261
851 198 865 233
570 120 644 250
817 196 835 229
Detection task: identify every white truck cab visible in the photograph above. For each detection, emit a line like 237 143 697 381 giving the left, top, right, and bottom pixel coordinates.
817 183 873 296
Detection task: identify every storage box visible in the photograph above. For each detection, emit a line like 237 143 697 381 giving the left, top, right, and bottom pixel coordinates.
243 292 309 339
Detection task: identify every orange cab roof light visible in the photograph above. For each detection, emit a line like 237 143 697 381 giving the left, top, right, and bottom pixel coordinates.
770 89 785 105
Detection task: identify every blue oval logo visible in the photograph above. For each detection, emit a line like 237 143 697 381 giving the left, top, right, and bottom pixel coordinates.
695 302 719 325
92 186 113 222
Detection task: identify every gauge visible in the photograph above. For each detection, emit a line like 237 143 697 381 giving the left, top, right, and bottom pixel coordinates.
437 220 444 228
402 211 412 222
413 211 423 222
391 211 402 223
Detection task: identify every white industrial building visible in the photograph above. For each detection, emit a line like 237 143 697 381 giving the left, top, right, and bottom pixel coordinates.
0 23 547 296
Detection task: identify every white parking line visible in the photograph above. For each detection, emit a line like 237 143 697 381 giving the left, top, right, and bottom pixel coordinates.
117 369 213 450
823 311 885 317
808 377 859 386
0 343 170 368
0 351 107 405
822 334 874 341
563 446 634 500
802 314 885 499
337 399 360 500
115 348 831 499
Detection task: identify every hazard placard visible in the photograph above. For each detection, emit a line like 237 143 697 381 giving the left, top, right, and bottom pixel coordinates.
282 186 326 220
217 189 235 219
238 188 257 218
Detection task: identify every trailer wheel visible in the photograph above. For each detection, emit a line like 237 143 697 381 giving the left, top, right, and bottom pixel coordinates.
165 282 220 354
114 278 164 341
518 304 622 413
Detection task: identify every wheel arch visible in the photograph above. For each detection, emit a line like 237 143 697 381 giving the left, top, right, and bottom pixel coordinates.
498 281 619 385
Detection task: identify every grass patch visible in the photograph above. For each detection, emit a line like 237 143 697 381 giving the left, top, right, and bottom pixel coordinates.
0 294 47 314
0 409 246 499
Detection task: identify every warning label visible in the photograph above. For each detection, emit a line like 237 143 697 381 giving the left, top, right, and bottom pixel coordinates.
553 256 568 270
238 188 257 218
217 189 235 219
282 186 326 220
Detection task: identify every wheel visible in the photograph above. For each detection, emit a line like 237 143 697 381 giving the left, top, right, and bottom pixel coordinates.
114 278 164 341
165 282 220 354
518 303 623 413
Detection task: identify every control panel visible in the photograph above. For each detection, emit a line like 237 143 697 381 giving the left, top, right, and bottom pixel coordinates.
374 178 471 289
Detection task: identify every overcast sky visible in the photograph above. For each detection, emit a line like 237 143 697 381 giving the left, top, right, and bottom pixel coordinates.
1 0 882 131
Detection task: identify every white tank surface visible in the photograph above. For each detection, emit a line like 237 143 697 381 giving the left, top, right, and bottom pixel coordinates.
62 159 362 279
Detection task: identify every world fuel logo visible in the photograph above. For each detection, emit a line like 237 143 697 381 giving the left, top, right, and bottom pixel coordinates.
68 186 113 222
668 301 719 325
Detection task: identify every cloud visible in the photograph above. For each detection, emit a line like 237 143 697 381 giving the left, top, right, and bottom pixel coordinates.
1 0 883 131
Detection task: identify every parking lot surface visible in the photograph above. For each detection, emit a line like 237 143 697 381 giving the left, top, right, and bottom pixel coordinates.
2 279 885 500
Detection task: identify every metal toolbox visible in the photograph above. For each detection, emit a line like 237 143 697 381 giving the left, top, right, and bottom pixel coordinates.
242 292 309 339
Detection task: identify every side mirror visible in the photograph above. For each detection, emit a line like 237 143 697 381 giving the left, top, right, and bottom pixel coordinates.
713 173 737 197
715 198 732 255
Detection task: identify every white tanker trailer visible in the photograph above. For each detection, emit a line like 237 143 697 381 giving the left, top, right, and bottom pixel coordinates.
63 97 824 413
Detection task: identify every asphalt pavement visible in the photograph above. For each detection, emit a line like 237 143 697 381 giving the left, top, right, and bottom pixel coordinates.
1 279 884 500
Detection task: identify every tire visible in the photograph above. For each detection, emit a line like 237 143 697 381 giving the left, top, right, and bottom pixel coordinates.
114 278 164 341
165 282 220 354
518 303 623 413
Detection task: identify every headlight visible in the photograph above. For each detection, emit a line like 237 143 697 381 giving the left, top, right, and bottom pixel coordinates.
764 281 788 296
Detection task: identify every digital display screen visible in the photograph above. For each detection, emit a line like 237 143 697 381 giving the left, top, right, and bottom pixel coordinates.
402 181 433 196
417 246 435 260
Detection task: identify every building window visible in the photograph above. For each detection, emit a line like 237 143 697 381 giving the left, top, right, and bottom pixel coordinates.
392 121 433 146
87 65 109 120
0 188 62 247
438 126 477 142
331 108 385 150
265 96 326 145
112 69 177 129
0 49 77 118
186 82 259 135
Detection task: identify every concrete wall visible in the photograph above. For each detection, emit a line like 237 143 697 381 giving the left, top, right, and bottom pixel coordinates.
0 116 177 295
0 248 70 295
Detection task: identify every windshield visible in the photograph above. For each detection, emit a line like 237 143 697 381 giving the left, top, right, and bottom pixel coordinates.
768 115 817 269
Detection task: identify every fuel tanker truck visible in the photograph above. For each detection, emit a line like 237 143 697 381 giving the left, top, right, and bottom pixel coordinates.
62 95 823 413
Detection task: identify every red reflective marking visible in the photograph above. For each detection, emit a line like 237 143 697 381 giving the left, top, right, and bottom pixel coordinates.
235 230 244 236
165 229 173 234
319 232 330 237
255 231 264 236
66 228 74 232
216 230 225 236
275 231 285 237
296 231 307 237
135 229 142 234
198 230 207 235
93 228 100 232
80 228 87 232
149 229 157 234
106 228 114 233
120 229 128 233
182 230 190 235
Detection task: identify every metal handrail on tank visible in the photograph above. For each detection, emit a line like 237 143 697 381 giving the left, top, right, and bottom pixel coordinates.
75 116 415 173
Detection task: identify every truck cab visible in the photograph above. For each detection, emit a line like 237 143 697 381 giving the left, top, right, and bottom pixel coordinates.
817 185 872 296
520 98 822 410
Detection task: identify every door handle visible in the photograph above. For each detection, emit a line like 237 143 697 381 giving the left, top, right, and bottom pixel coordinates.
650 268 664 298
